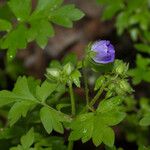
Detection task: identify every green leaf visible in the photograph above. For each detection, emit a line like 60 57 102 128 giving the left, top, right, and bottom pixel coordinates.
50 4 84 28
36 81 57 102
27 77 41 97
134 43 150 54
28 19 54 48
69 109 124 147
102 126 115 147
10 145 23 150
0 126 24 140
0 76 37 108
97 96 122 113
8 0 31 21
128 55 150 84
30 0 63 20
0 4 14 20
94 76 105 91
139 113 150 126
21 128 34 149
36 0 63 12
13 76 36 101
0 90 18 107
62 53 78 66
99 111 126 126
92 115 115 147
130 28 139 41
40 106 65 134
1 24 28 61
69 113 94 143
102 3 124 20
116 12 130 35
70 70 81 87
0 19 12 31
8 101 35 126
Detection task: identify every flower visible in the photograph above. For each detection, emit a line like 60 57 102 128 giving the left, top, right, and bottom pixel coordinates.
91 40 115 64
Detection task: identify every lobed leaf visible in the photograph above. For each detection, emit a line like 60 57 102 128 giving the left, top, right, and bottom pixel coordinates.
21 128 34 149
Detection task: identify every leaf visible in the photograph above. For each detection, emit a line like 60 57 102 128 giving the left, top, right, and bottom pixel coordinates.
134 43 150 54
70 70 81 87
27 77 41 97
0 126 24 140
94 76 105 91
97 96 122 113
69 113 94 143
28 19 54 48
99 111 126 126
0 76 37 108
1 24 28 61
69 94 125 147
36 81 57 102
0 90 18 107
128 55 150 84
0 19 12 31
116 12 130 35
139 113 150 126
8 101 35 126
102 2 124 20
21 128 34 149
102 126 115 147
8 0 31 21
40 106 67 134
10 145 23 150
30 0 63 20
13 76 36 101
69 109 124 147
50 4 84 28
62 53 78 65
92 115 115 147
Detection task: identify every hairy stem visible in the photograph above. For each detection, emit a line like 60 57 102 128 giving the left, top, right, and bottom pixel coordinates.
89 83 106 107
69 82 76 115
82 60 89 106
68 81 76 150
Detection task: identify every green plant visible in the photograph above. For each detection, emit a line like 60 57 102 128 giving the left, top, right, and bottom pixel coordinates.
0 43 133 149
0 0 84 61
97 0 150 149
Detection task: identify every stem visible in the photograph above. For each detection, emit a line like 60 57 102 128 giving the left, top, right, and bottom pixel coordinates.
68 141 74 150
82 60 89 106
89 83 106 107
68 81 76 150
89 78 113 107
68 82 76 115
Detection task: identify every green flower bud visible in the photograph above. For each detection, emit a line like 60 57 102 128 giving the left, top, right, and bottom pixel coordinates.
63 63 74 75
119 80 132 93
46 68 61 78
114 60 128 75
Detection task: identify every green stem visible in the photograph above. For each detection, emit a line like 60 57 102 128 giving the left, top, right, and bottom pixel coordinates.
68 82 76 115
68 81 76 150
82 60 89 106
89 78 113 107
68 141 74 150
89 83 106 107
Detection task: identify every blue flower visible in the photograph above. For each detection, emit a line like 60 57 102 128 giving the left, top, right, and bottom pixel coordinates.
91 40 115 64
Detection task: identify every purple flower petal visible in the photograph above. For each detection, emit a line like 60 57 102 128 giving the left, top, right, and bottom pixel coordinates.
91 40 115 64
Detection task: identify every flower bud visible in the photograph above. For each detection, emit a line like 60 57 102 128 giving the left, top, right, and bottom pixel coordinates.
63 63 74 75
91 40 115 64
119 80 132 93
46 68 61 78
114 60 128 75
